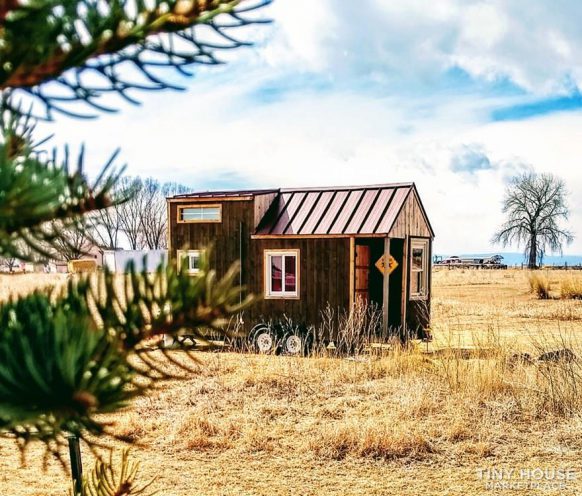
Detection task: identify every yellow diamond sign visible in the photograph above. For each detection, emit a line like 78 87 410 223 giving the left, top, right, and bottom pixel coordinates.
375 254 399 275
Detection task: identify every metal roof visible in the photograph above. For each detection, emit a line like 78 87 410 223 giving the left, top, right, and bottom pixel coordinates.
170 188 278 199
255 183 416 236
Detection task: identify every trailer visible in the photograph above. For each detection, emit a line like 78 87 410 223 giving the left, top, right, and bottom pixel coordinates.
435 254 507 269
167 183 435 353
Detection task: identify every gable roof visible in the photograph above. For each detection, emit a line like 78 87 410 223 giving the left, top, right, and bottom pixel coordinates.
255 183 433 237
169 183 434 238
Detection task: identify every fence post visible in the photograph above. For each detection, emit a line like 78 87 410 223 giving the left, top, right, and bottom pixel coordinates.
68 435 83 496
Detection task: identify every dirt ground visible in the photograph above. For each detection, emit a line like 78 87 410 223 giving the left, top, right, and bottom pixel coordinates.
1 269 581 496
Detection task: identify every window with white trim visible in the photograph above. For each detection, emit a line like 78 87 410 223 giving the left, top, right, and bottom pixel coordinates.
177 205 221 223
177 249 203 275
410 239 429 299
265 250 299 298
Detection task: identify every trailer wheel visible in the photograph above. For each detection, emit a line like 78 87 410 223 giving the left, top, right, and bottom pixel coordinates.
282 329 313 356
250 325 277 354
282 333 303 355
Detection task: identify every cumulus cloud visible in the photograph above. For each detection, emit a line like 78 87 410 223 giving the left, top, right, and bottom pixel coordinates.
265 0 582 95
35 1 582 255
450 144 493 174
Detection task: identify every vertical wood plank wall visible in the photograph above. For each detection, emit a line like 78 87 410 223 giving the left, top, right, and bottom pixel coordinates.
250 238 351 327
169 192 432 337
405 235 432 337
382 237 390 334
389 191 432 238
349 238 355 308
169 199 254 283
170 199 350 331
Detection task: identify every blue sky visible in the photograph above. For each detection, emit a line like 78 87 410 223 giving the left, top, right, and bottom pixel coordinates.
36 0 582 254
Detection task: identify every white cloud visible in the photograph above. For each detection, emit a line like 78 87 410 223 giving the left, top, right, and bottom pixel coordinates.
266 0 582 94
35 0 582 257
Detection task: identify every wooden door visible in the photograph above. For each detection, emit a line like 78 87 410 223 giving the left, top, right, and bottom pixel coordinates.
355 244 370 304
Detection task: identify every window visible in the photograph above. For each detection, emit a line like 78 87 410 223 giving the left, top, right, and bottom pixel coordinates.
177 204 221 223
410 239 429 299
177 250 203 275
265 250 299 298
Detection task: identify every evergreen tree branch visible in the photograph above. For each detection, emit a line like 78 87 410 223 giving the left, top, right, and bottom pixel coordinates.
0 250 255 456
0 0 272 119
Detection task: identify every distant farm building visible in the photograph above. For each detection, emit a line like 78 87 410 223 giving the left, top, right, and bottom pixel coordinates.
434 255 507 269
102 249 167 273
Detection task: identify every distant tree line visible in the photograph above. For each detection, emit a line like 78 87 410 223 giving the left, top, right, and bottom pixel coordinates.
0 177 190 268
90 177 189 251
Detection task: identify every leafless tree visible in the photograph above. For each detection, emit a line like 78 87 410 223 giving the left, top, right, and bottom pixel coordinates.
137 178 165 249
115 178 189 250
51 223 94 261
0 240 33 271
117 177 144 250
88 202 124 250
0 257 19 272
493 172 573 269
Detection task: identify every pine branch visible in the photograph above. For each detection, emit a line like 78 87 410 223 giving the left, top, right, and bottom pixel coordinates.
0 0 272 119
0 0 269 475
0 250 255 456
0 104 130 260
75 449 157 496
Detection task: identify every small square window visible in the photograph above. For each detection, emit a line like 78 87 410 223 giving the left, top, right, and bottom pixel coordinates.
265 250 299 298
177 250 203 275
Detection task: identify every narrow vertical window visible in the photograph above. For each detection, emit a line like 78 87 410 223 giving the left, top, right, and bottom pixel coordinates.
265 250 299 298
410 239 429 299
284 255 296 292
271 255 283 292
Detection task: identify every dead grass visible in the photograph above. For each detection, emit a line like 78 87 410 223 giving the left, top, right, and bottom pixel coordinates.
431 268 582 350
1 269 582 495
0 273 68 302
562 276 582 300
529 271 553 299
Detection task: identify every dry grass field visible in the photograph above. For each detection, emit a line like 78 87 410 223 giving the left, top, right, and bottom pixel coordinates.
1 269 582 495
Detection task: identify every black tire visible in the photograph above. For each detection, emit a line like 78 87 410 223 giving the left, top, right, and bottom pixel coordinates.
250 324 277 354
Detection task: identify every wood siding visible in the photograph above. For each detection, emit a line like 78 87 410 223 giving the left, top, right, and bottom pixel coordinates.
169 199 254 282
249 238 350 328
170 198 350 331
389 190 432 239
405 236 432 337
168 187 433 338
253 193 277 230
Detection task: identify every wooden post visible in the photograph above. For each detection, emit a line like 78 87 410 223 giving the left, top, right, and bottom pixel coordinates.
401 236 408 336
68 435 83 496
166 200 172 254
383 237 390 335
349 237 355 311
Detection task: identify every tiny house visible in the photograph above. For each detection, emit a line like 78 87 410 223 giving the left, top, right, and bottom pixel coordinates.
167 183 434 350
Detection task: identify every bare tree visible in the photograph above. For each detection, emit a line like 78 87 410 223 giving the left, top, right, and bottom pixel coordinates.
137 178 165 249
116 178 190 250
139 180 191 249
1 240 33 271
493 172 573 269
117 177 144 250
0 257 19 272
89 201 124 250
52 223 94 261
